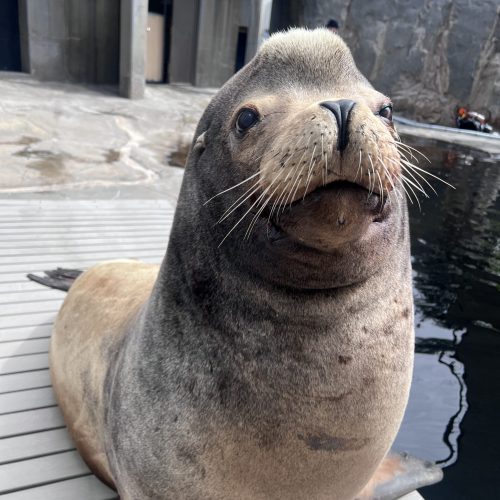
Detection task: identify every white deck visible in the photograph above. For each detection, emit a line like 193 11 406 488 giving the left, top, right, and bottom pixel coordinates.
0 199 173 498
0 198 424 499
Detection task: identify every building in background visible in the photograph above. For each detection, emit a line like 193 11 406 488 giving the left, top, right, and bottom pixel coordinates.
1 0 498 126
0 0 273 98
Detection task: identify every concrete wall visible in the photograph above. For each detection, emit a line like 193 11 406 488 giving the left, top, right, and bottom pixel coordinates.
22 0 120 84
195 0 241 87
170 0 270 87
272 0 500 127
119 0 148 98
169 0 200 84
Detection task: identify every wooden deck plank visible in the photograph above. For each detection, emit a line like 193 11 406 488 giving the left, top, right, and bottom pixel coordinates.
0 475 117 500
0 369 51 393
0 387 56 414
0 450 90 494
0 339 51 358
0 290 66 304
0 236 166 250
0 248 165 266
0 407 65 438
0 242 166 256
0 301 63 317
0 428 74 465
0 325 53 343
0 282 62 293
0 223 168 233
0 313 57 330
1 214 169 223
0 199 171 497
0 353 49 375
0 253 165 274
0 232 167 245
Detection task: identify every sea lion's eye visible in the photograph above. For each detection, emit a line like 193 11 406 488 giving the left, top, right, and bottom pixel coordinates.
236 108 259 133
379 105 393 122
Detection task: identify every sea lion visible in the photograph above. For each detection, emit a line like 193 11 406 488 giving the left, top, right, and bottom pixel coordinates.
48 29 442 499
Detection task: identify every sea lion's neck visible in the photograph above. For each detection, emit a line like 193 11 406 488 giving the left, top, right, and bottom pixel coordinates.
144 167 409 346
148 223 399 348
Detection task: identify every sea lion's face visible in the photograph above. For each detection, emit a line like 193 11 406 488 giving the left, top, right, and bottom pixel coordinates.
195 29 408 288
227 88 399 252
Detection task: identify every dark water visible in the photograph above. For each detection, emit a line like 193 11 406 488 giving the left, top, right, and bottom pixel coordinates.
392 136 500 499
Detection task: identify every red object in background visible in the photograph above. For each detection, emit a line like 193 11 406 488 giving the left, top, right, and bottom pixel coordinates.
454 106 494 133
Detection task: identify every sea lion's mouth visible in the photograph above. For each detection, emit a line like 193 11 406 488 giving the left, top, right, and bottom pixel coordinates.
254 180 393 251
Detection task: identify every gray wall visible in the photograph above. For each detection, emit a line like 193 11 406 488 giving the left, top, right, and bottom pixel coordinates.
273 0 500 127
22 0 120 84
170 0 266 87
119 0 148 98
195 0 241 87
169 0 200 84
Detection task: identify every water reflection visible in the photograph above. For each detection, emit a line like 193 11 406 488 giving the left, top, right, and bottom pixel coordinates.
393 137 500 499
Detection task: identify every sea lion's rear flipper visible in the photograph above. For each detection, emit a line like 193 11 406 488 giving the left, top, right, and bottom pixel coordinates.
356 452 443 500
27 268 83 291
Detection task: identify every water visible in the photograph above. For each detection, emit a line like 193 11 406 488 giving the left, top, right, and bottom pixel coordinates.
392 136 500 499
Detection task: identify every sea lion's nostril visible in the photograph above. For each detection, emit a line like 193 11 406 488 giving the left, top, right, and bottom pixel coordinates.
320 100 356 152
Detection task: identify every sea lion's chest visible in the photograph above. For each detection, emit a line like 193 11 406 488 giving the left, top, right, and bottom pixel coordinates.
106 284 413 499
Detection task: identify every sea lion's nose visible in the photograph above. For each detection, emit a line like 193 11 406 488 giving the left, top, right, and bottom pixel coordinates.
319 99 356 152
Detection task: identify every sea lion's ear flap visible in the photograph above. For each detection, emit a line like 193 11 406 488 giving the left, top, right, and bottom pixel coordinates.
193 131 207 153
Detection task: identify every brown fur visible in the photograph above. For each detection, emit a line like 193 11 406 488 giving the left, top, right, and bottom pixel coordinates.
50 260 159 486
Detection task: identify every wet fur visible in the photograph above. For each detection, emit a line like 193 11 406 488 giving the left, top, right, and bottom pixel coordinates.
51 29 416 499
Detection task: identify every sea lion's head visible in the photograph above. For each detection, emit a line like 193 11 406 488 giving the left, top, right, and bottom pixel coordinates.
184 29 409 289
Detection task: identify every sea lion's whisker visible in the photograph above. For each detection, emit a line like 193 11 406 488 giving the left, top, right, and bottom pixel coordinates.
268 182 289 223
288 161 309 210
204 171 261 205
280 137 311 214
219 182 276 247
379 159 402 200
400 162 437 196
272 178 294 220
279 163 303 215
394 143 418 163
366 154 376 196
394 141 431 163
281 165 304 215
279 135 308 185
396 176 415 205
279 158 306 216
400 175 424 209
375 170 384 208
303 145 317 200
402 161 456 189
217 180 262 223
248 175 286 237
269 169 293 216
245 175 284 239
354 150 363 183
304 159 318 201
395 148 414 167
401 167 430 197
400 172 428 197
321 130 328 186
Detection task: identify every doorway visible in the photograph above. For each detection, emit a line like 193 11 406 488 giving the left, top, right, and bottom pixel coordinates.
0 0 22 72
234 27 248 73
147 0 173 83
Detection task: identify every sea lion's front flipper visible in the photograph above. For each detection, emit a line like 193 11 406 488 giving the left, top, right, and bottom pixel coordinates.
356 453 443 500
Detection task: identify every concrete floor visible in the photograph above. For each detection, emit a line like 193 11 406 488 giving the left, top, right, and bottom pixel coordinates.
1 72 499 203
0 72 216 201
